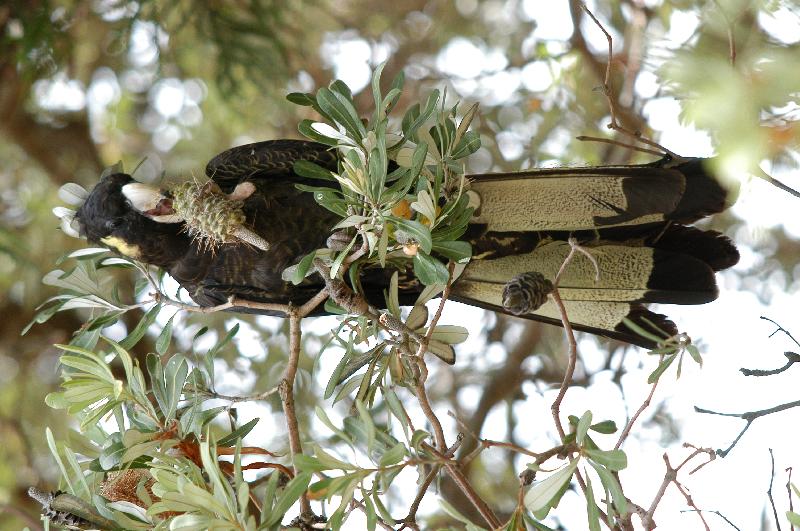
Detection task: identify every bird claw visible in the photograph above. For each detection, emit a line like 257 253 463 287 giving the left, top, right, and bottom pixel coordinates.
228 181 256 201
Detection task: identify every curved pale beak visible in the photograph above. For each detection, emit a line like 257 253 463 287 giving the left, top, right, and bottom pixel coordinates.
122 183 182 223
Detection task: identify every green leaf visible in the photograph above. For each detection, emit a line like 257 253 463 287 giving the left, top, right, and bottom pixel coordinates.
160 355 186 421
647 354 677 383
293 159 336 181
355 399 376 452
426 339 456 364
432 240 472 262
329 235 357 279
524 458 579 512
589 420 618 434
686 344 703 366
265 473 311 526
379 442 408 467
410 189 437 222
371 61 388 119
286 251 317 285
156 313 176 355
313 445 358 471
119 304 161 350
585 449 627 472
286 92 316 106
45 391 69 409
585 473 602 531
413 252 450 285
294 454 330 473
428 325 469 345
410 429 430 452
787 511 800 526
390 217 432 254
330 79 353 100
402 90 440 141
59 355 115 382
621 317 669 344
589 460 627 516
452 130 482 159
216 418 260 447
315 406 353 445
298 119 339 145
576 410 592 446
316 87 366 141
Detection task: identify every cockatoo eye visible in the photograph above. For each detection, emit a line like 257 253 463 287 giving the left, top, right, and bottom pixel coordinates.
104 219 122 232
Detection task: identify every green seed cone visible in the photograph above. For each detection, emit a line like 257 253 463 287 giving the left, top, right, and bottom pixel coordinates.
171 181 247 251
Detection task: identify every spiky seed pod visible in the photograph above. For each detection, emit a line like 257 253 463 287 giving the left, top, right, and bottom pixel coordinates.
171 181 248 251
502 271 554 314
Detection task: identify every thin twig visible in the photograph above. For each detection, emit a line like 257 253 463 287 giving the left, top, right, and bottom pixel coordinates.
642 447 717 530
761 316 800 348
398 437 463 530
412 262 457 452
695 400 800 457
547 238 618 527
615 359 662 449
550 240 586 441
575 135 665 157
768 448 783 531
196 386 279 403
578 3 679 159
281 312 311 516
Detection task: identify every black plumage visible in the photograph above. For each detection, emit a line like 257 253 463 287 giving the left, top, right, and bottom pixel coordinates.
74 140 739 349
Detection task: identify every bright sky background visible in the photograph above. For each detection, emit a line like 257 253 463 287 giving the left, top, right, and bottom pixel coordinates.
38 1 800 529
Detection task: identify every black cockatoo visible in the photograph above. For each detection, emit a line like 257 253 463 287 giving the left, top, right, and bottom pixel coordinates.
61 140 738 349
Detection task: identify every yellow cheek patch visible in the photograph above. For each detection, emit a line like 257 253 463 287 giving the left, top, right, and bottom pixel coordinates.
101 236 142 259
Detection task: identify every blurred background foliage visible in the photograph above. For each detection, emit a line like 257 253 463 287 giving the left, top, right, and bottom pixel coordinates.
0 0 798 528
